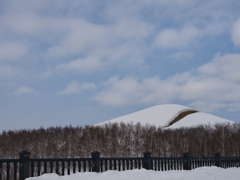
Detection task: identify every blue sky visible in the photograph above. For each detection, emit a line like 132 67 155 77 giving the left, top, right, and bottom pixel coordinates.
1 0 240 132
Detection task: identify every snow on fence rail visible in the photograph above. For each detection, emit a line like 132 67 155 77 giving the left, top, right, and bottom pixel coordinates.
0 151 240 180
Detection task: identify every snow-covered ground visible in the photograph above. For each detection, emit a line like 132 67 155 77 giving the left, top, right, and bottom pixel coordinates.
27 167 240 180
96 104 235 128
96 104 196 127
168 112 234 129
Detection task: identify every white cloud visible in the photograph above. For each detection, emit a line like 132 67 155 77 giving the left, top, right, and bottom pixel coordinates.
56 57 104 74
198 53 240 81
46 17 150 57
167 51 193 60
0 64 20 78
3 13 47 35
0 42 27 61
94 76 145 106
232 18 240 47
40 16 151 76
94 53 240 112
189 102 240 114
46 19 108 57
47 17 150 62
13 86 34 95
153 26 201 49
1 0 237 80
57 82 96 95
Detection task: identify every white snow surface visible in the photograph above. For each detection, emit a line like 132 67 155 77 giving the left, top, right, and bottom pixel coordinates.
27 167 240 180
96 104 234 128
168 112 234 129
96 104 195 127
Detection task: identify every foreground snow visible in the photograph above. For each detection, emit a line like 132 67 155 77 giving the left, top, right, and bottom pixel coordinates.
27 167 240 180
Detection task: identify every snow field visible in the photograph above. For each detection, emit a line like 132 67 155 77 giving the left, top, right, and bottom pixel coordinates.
96 104 234 129
27 167 240 180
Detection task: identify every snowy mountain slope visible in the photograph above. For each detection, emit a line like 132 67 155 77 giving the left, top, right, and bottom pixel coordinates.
96 104 196 128
168 112 234 129
96 104 235 128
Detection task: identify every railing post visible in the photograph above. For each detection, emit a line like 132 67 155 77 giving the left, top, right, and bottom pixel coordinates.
143 151 152 170
91 151 100 173
215 152 221 167
19 151 30 180
183 152 191 170
0 162 2 180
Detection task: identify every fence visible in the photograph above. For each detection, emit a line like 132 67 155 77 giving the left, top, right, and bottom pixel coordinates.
0 151 240 180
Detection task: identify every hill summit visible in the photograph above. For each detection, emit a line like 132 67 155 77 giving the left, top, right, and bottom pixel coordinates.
96 104 234 128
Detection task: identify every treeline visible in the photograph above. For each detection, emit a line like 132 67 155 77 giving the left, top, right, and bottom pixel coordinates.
0 122 240 159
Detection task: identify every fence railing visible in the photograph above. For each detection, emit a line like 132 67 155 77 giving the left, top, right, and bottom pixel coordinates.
0 151 240 180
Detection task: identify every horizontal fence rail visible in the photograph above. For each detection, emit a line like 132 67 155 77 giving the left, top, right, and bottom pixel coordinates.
0 151 240 180
152 157 183 171
99 157 143 172
29 158 93 177
0 159 20 180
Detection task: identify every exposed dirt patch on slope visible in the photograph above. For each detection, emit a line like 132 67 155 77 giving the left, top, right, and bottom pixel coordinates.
167 110 198 127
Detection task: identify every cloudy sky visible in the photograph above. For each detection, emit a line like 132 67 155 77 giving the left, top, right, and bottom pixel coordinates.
1 0 240 132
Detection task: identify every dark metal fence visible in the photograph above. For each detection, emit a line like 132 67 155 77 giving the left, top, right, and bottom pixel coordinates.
0 151 240 180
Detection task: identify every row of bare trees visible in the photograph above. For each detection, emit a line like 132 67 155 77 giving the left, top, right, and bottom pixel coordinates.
0 122 240 159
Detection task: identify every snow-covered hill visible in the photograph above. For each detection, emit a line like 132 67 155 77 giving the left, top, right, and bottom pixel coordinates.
96 104 235 128
167 112 234 129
